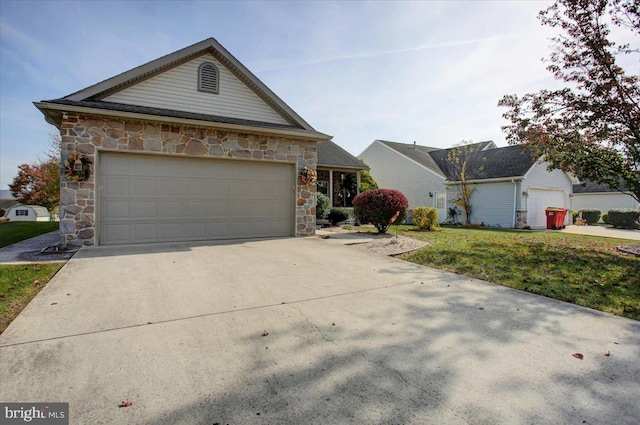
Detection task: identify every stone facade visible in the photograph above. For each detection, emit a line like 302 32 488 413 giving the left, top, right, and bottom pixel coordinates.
515 210 528 228
59 113 318 246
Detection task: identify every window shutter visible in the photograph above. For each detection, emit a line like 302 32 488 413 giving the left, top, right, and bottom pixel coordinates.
198 63 219 93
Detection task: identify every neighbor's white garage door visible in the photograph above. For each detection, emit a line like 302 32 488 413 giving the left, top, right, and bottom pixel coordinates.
99 153 294 245
527 188 567 228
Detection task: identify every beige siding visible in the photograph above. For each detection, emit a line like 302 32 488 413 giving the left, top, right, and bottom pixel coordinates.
360 142 446 210
104 54 290 125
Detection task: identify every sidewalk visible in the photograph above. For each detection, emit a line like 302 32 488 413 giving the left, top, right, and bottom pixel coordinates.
560 224 640 241
0 231 77 264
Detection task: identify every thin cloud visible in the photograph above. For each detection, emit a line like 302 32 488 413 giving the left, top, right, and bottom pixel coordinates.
256 35 514 72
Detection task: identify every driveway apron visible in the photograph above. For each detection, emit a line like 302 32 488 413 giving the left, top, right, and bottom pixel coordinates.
1 237 638 424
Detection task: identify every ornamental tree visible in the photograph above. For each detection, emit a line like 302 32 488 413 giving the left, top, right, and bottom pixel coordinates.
353 189 408 233
499 0 640 202
9 132 61 211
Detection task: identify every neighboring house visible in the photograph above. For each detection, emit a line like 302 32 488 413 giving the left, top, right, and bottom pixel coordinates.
360 140 575 228
4 205 51 222
317 141 369 209
0 190 19 213
35 37 331 246
573 180 639 213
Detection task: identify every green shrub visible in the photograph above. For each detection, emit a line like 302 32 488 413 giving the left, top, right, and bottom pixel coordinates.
601 212 608 224
0 208 4 217
579 209 601 225
327 208 350 225
607 208 640 229
411 206 440 231
572 210 579 224
353 189 409 233
316 193 330 219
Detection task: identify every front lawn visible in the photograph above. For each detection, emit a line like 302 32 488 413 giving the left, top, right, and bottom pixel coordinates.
376 226 640 319
0 221 59 248
0 263 63 333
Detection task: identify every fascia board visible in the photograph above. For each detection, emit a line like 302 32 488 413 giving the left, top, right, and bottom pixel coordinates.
34 102 331 141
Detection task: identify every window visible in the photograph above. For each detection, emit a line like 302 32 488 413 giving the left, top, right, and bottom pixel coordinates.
16 209 29 216
435 193 446 209
198 62 219 93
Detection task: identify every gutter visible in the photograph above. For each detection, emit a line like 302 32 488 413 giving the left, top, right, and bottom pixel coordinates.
444 176 525 185
512 179 517 228
34 101 332 142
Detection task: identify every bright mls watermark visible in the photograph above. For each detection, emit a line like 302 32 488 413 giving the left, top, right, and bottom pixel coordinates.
0 403 68 424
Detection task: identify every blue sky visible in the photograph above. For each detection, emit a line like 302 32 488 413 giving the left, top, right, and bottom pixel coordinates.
0 0 560 191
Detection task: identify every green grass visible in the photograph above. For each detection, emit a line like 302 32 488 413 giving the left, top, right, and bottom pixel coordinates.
368 225 640 319
0 263 63 333
0 221 60 248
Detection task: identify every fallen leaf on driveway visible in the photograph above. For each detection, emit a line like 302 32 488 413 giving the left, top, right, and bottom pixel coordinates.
478 307 485 310
281 301 286 304
50 302 58 305
261 331 269 337
572 353 584 359
118 401 132 408
604 351 611 357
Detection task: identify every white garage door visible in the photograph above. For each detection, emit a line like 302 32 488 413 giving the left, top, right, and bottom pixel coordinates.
99 153 294 245
527 188 567 228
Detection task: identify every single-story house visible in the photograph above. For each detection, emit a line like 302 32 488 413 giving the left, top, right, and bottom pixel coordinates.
572 180 639 213
35 37 333 246
360 140 575 228
4 205 51 222
317 141 368 209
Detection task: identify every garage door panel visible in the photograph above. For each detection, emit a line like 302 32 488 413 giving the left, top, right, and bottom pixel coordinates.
133 201 158 219
133 178 158 197
162 160 184 178
208 181 230 198
101 224 130 245
208 201 230 216
103 176 131 197
528 189 567 228
133 223 158 241
103 200 130 219
130 156 159 176
99 153 294 245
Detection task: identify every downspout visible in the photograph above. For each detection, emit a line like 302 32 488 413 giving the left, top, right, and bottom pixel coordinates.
512 179 517 228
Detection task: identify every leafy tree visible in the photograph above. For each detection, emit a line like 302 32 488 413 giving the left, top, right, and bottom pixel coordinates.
359 169 379 192
499 0 640 202
442 141 485 226
9 133 61 211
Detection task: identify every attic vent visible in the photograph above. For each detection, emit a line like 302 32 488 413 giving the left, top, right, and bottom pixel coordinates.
198 62 219 94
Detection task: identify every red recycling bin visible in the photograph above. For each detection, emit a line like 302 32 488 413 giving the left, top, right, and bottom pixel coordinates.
545 208 568 230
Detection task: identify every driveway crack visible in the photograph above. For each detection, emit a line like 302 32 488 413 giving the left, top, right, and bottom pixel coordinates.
359 352 471 425
290 306 338 346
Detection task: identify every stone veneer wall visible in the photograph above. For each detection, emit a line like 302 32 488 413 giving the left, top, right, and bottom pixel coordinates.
59 114 318 246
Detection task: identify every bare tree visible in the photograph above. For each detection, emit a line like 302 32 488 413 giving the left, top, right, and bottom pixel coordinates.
442 141 485 226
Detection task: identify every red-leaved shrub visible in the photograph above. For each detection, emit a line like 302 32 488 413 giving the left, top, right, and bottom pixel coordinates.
353 189 409 233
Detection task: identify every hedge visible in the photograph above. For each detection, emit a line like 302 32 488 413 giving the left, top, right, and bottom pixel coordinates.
578 208 601 225
607 209 639 229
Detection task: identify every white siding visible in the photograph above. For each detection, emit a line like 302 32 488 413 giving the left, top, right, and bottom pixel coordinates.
523 161 574 194
360 142 446 211
104 54 290 125
522 162 573 228
573 193 639 212
462 182 516 227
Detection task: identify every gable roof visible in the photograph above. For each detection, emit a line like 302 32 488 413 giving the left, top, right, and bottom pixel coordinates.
317 141 368 170
34 38 330 140
375 140 445 177
374 140 536 181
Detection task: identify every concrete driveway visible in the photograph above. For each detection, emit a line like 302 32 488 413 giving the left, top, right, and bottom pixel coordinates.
1 237 638 424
